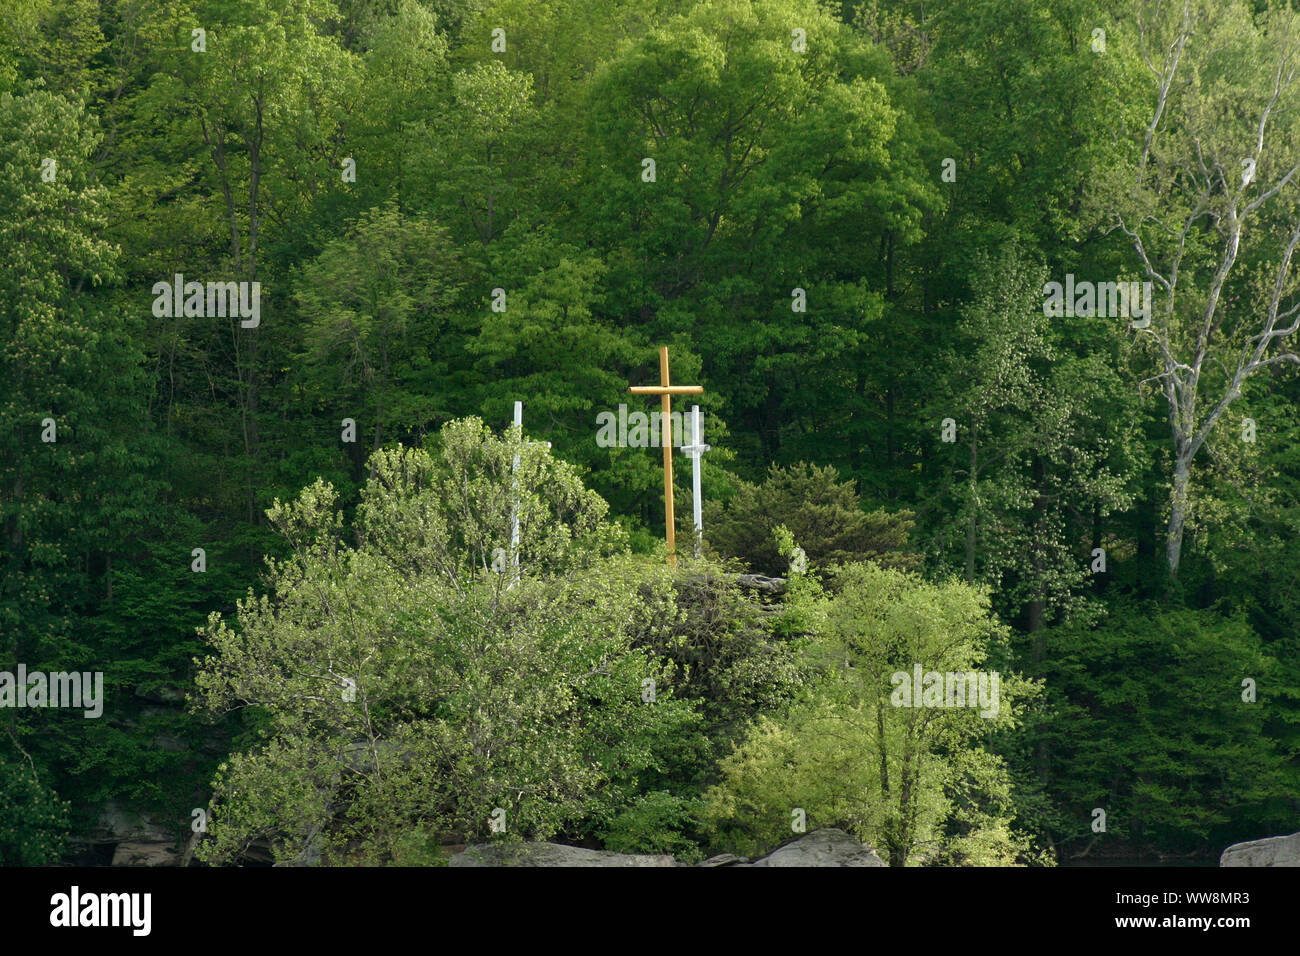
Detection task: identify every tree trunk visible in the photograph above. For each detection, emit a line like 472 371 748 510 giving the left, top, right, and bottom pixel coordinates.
1027 456 1047 632
1166 454 1191 579
965 427 977 583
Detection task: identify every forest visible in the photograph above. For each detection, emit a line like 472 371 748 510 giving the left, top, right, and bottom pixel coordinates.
2 0 1299 867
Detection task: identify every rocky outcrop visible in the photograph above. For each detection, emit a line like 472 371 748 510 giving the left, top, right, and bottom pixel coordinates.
679 572 787 597
732 574 787 595
450 842 676 867
111 841 181 867
449 828 884 867
1220 831 1300 866
76 802 183 867
740 828 885 867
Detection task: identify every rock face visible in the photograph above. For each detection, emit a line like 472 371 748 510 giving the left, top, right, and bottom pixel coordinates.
1220 831 1300 867
449 843 677 867
111 841 180 867
740 829 886 867
81 802 181 867
449 828 884 867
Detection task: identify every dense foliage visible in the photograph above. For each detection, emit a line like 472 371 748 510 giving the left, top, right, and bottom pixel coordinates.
3 0 1299 865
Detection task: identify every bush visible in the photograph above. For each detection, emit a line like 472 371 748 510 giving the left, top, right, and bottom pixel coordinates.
0 750 69 865
704 562 1042 865
600 790 706 862
1035 604 1300 860
703 462 917 574
193 420 700 865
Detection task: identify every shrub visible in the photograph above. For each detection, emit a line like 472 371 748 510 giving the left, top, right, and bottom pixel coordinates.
704 462 916 574
705 562 1042 865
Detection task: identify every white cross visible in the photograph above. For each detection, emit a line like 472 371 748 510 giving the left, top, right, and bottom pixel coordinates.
680 404 710 558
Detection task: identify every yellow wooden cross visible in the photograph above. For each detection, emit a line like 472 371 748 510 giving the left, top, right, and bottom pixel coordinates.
629 346 703 566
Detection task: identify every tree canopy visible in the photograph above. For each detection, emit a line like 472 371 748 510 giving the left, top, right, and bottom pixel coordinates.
4 0 1300 868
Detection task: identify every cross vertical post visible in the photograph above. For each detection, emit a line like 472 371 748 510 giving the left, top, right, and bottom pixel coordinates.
682 404 710 558
659 348 675 563
629 346 703 566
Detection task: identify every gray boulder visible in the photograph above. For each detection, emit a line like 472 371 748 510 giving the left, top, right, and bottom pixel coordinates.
450 842 676 867
447 827 885 867
82 801 180 867
111 841 181 867
741 828 886 867
1220 831 1300 867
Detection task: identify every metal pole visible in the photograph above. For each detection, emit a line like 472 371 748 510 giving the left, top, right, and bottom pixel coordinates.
511 400 521 585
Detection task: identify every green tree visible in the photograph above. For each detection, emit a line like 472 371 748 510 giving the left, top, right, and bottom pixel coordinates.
0 748 68 865
0 85 212 850
704 462 917 574
579 0 939 468
1037 605 1298 859
706 562 1041 865
1099 0 1300 578
925 244 1140 631
193 418 696 864
295 204 467 457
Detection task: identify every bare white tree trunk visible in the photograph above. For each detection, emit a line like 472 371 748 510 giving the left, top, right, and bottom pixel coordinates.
1116 1 1300 578
1166 455 1191 577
